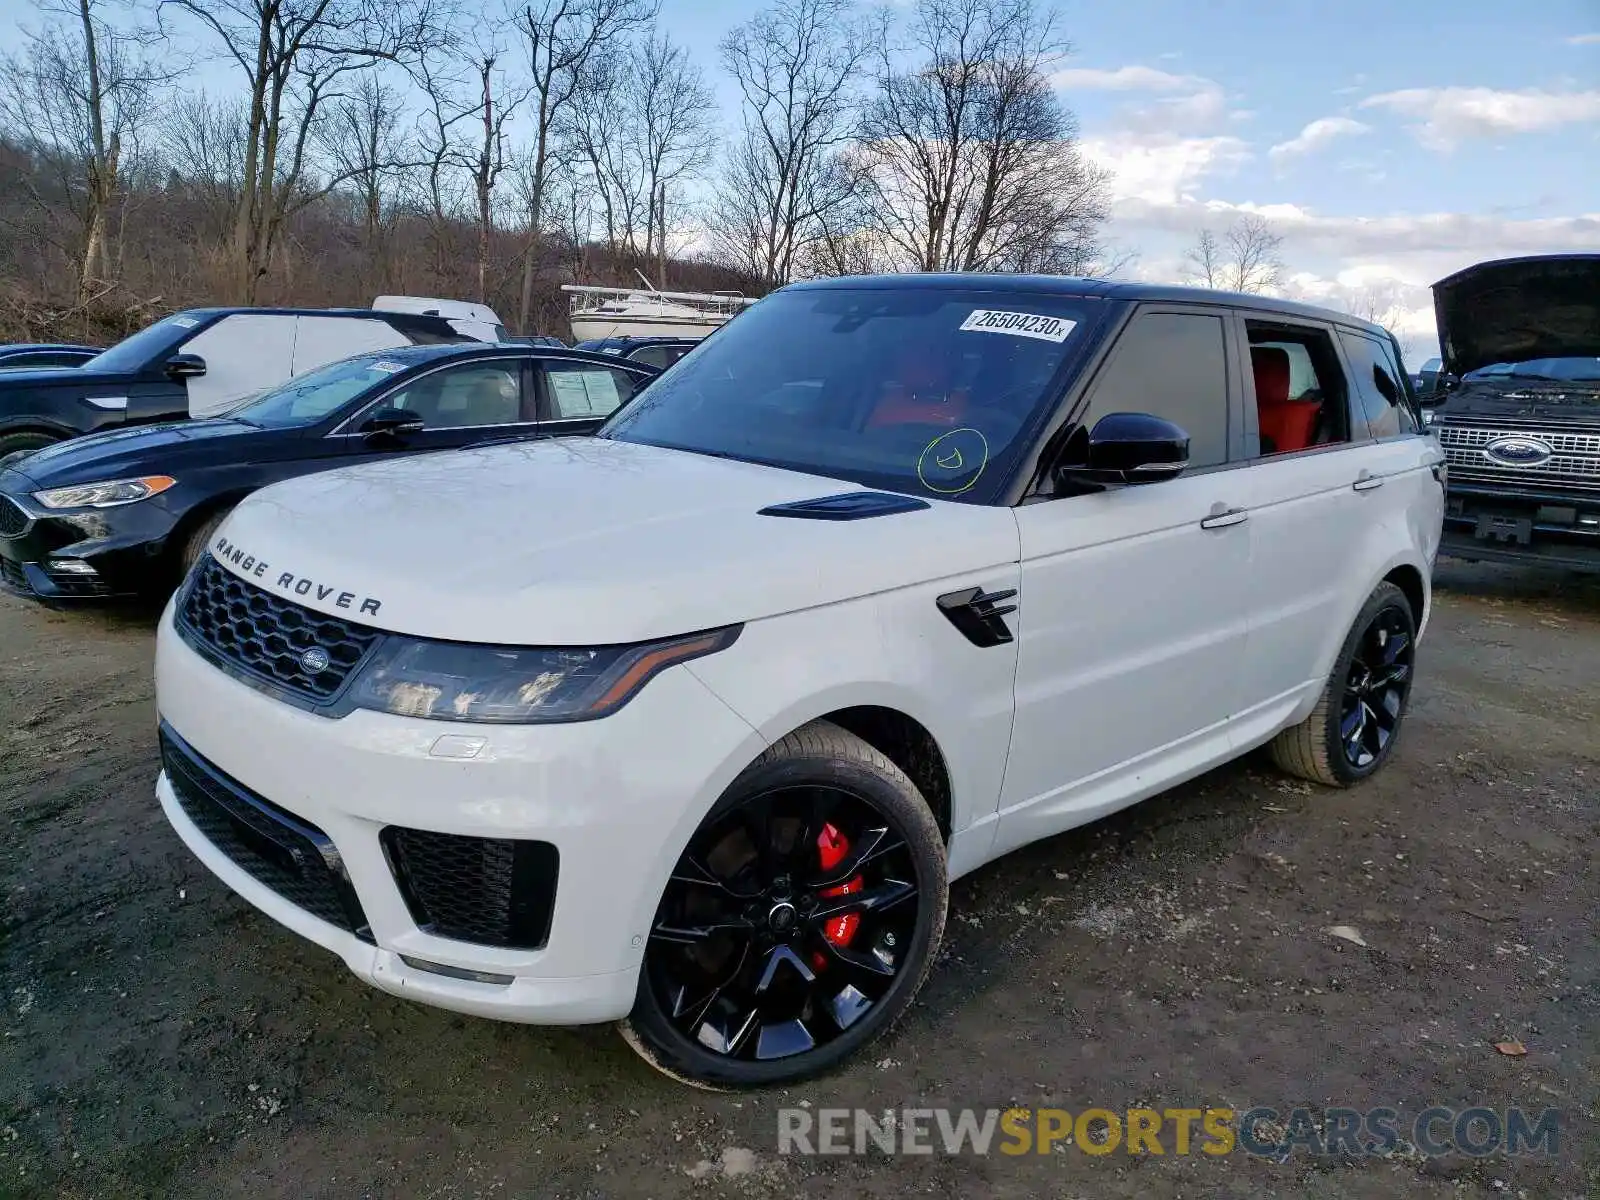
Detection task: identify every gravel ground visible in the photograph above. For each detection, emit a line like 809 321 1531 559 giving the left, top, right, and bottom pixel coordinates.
0 560 1596 1199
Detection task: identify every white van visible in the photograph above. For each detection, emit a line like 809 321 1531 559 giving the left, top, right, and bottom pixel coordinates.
372 297 508 344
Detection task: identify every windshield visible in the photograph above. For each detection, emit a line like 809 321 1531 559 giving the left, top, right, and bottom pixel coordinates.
83 314 209 373
1463 357 1600 383
599 286 1097 503
228 354 404 428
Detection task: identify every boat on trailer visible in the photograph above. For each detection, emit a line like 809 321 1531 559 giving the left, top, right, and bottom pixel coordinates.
562 280 758 342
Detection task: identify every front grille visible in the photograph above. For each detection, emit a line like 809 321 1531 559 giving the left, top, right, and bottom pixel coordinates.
178 554 382 701
0 496 26 538
0 556 29 593
382 827 559 950
161 725 372 939
1435 424 1600 490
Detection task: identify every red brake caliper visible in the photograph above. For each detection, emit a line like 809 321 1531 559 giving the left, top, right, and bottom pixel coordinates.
812 823 863 970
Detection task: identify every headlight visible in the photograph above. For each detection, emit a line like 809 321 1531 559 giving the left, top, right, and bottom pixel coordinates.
345 626 741 724
33 475 176 509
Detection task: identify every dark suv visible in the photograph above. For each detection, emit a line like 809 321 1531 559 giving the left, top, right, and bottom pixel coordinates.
1426 255 1600 572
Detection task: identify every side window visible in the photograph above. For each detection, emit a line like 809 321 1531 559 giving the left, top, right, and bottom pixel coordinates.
1244 323 1352 456
543 364 639 420
628 345 674 370
387 364 526 428
1340 331 1420 437
1078 312 1230 469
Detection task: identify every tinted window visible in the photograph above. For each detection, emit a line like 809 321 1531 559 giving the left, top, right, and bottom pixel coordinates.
1339 330 1417 438
227 354 406 428
544 363 640 419
628 345 675 369
389 363 525 427
83 314 207 373
1079 312 1229 469
602 287 1095 503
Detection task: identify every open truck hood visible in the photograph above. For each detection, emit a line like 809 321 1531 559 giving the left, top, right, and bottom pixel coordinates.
1433 254 1600 377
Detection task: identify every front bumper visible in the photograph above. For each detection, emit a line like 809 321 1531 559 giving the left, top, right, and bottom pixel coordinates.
1440 480 1600 573
153 604 767 1025
0 475 179 600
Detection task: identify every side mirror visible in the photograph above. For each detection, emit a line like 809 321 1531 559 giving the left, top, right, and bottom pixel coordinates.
359 406 425 438
165 353 207 380
1054 412 1190 488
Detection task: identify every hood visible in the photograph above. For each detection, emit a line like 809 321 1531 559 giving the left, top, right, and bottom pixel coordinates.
0 364 128 390
7 419 269 488
1433 255 1600 376
212 438 1020 645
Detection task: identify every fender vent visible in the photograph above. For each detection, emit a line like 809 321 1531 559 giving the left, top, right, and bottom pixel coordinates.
758 492 931 520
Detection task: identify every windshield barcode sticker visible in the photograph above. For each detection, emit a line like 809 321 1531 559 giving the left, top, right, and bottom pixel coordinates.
369 361 403 373
170 316 199 329
959 309 1075 343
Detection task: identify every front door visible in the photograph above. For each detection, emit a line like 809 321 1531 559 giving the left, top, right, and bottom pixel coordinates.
992 308 1254 860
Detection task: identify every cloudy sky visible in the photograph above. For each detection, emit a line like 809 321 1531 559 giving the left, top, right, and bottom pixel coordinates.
1031 0 1600 361
676 0 1600 362
5 0 1595 360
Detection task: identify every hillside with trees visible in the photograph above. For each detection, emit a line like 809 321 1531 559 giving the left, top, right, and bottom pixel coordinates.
0 0 1120 345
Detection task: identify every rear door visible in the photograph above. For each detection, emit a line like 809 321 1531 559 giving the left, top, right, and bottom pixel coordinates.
1231 315 1393 728
994 306 1254 859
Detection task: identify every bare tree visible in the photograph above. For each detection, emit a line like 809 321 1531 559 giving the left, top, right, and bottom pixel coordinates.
1183 215 1285 294
1224 213 1284 293
0 0 166 299
511 0 658 327
1182 227 1222 288
317 72 408 284
160 0 441 302
1345 281 1420 362
708 0 869 289
458 45 533 302
852 0 1109 275
629 32 716 276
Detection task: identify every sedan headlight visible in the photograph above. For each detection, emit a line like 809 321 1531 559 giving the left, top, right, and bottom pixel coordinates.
33 475 176 509
346 626 741 724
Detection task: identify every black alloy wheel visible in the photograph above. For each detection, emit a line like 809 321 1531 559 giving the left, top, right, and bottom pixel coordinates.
1270 580 1418 787
622 721 947 1088
1339 604 1413 769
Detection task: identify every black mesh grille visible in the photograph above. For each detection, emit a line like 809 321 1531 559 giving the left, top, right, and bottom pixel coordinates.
178 555 382 701
161 725 371 939
382 828 559 950
0 556 28 593
0 496 26 537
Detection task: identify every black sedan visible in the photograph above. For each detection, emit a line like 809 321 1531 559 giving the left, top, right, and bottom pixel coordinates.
0 343 101 370
0 343 656 601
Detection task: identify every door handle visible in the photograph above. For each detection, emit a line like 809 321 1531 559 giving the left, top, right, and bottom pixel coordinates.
1199 505 1248 530
1352 471 1385 492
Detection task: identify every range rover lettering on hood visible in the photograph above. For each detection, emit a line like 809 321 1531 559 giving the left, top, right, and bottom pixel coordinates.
213 535 382 616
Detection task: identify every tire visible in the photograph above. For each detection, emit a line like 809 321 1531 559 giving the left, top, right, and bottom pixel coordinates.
1270 581 1417 787
620 719 948 1089
179 507 232 576
0 431 58 465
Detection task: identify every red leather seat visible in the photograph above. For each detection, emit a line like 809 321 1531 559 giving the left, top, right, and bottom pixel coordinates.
1252 346 1320 454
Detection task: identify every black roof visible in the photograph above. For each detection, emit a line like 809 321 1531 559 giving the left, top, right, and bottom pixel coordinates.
781 273 1394 337
575 334 703 348
0 342 100 354
327 341 657 370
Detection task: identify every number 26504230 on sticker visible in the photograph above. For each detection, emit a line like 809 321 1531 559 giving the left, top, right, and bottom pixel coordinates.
958 309 1076 343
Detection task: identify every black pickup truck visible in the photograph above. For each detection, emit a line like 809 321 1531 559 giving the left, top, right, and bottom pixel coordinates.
1426 255 1600 572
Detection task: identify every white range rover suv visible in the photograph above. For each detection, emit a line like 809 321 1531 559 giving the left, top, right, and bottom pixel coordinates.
153 276 1445 1087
